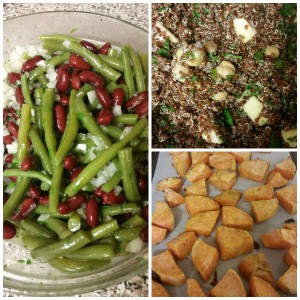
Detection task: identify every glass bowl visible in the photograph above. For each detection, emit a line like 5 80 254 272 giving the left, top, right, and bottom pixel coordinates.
3 11 148 296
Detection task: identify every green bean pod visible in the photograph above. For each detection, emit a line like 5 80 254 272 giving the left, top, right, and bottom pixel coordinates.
3 169 52 185
19 218 57 239
101 171 122 193
129 46 146 93
120 214 146 229
20 232 55 250
68 212 81 232
113 114 139 125
66 245 114 260
20 75 34 108
44 217 72 239
99 54 124 72
90 219 119 241
121 45 135 98
49 163 64 213
34 205 70 219
101 203 140 217
114 227 142 242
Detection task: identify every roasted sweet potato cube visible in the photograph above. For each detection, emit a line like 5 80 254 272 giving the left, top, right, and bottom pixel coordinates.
249 276 280 297
209 269 246 297
164 190 185 208
187 278 206 297
191 240 219 282
167 231 197 260
152 250 186 286
191 152 210 165
222 206 253 231
261 228 296 249
251 198 279 223
276 185 297 215
170 152 191 178
156 177 183 192
186 210 219 237
214 190 242 206
216 226 254 260
277 265 297 295
275 158 296 180
152 225 167 245
185 195 219 217
238 253 275 285
185 162 213 183
240 159 270 182
184 179 206 196
152 201 175 232
152 280 170 297
285 246 297 267
230 152 251 163
209 169 236 191
265 170 288 188
283 223 297 232
208 152 236 170
244 183 274 202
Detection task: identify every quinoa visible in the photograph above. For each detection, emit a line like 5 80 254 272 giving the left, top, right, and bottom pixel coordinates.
152 3 297 148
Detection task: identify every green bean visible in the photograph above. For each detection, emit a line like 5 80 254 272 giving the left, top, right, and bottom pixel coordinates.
107 125 123 139
34 105 44 135
68 212 81 232
3 169 52 185
106 81 118 94
114 227 142 242
37 74 48 88
34 205 71 219
66 245 114 261
140 128 148 139
133 139 148 152
39 34 81 43
19 218 57 239
29 127 53 174
20 75 34 108
48 257 110 273
90 219 119 241
42 88 57 158
108 48 118 57
121 45 135 98
101 203 140 217
82 183 94 192
113 114 139 125
120 214 146 229
49 164 64 213
129 46 146 93
64 118 147 196
139 52 148 85
40 181 50 191
94 236 118 249
34 87 44 102
118 147 142 202
99 54 124 72
115 241 129 256
101 171 122 193
31 230 92 261
20 232 55 250
44 217 72 239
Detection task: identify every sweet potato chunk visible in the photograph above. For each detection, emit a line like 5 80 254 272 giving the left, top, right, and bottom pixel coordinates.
251 198 279 223
152 225 167 245
156 177 183 192
214 190 242 206
230 152 251 163
164 190 185 208
152 280 170 297
209 169 236 191
185 162 213 183
184 179 206 196
265 170 288 188
283 223 297 232
185 196 219 217
167 231 197 260
276 185 297 215
240 159 270 182
208 152 236 170
187 278 206 297
285 246 297 267
238 253 275 285
152 201 175 232
186 210 219 237
249 276 280 297
170 152 191 178
261 228 296 249
209 269 246 297
216 226 254 260
244 183 274 202
191 240 219 282
152 250 186 286
277 265 297 295
222 206 253 230
191 152 210 165
275 158 296 180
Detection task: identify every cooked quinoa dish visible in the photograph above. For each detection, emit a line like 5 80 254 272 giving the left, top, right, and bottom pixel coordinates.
152 3 297 148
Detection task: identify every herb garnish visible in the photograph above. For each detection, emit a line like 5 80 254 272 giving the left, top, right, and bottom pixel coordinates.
157 38 172 59
224 53 242 60
254 50 264 64
279 4 297 17
223 109 233 127
242 82 262 97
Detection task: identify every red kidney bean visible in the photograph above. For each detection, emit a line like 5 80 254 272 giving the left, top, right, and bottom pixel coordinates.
7 72 21 85
70 166 84 182
71 69 82 90
117 76 126 84
7 121 19 139
139 224 148 243
85 197 99 228
96 109 113 126
3 108 9 122
138 174 148 194
54 104 67 133
12 197 36 221
79 71 105 87
9 176 17 182
60 94 70 106
102 191 126 205
123 213 132 220
56 66 70 93
141 205 148 221
112 88 125 106
125 91 148 110
134 100 148 117
3 193 9 205
9 107 19 119
28 185 42 199
63 155 78 171
69 53 91 71
66 194 85 211
22 55 44 72
5 154 14 164
38 195 49 206
58 202 72 215
94 187 105 198
15 86 24 105
99 42 111 55
3 135 15 145
95 86 113 109
80 40 98 54
3 221 16 239
21 154 37 171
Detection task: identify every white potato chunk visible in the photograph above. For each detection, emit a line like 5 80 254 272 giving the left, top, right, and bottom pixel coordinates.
216 66 235 80
185 49 206 67
265 46 280 58
281 128 297 147
202 130 223 144
203 41 217 54
233 18 256 43
243 96 268 126
172 62 189 82
156 22 179 44
220 61 236 72
212 91 227 101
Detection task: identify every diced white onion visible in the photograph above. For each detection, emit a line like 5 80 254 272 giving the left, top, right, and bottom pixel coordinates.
120 127 133 140
112 105 122 116
37 214 51 223
125 238 143 253
114 185 123 195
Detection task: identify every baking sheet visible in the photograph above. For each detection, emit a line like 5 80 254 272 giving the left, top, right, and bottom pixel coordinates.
152 151 297 296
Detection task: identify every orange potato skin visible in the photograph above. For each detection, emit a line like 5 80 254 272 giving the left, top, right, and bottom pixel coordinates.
185 195 219 217
265 170 288 188
261 228 296 249
251 198 279 223
222 206 253 231
214 190 242 206
249 276 280 297
185 162 213 183
209 169 237 191
239 159 270 182
152 281 170 297
244 183 274 202
170 152 191 178
277 265 297 295
184 179 206 196
152 201 175 232
156 177 183 192
152 225 167 245
164 190 185 208
187 278 206 297
285 246 297 267
276 184 297 215
209 152 236 170
283 223 297 232
191 152 210 165
274 158 296 180
230 152 251 163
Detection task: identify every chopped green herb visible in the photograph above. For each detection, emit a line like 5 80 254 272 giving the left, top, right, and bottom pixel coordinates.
163 38 170 51
203 8 210 14
7 182 16 189
158 7 167 13
185 51 194 60
157 48 172 59
70 28 77 33
223 109 233 127
266 100 275 110
194 4 200 9
281 96 288 110
152 57 158 65
242 82 262 97
209 53 219 62
161 104 175 113
26 259 32 265
192 9 204 25
226 75 234 81
224 53 242 60
211 69 219 80
288 102 297 114
274 57 287 69
254 50 264 64
170 121 175 128
279 4 297 17
77 112 84 121
12 158 18 164
17 260 25 263
287 136 297 143
191 76 198 83
269 135 283 148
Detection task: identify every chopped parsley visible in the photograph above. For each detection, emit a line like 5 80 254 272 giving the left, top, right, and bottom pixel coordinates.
287 136 297 143
191 76 198 83
224 53 242 60
157 38 172 59
163 38 170 52
279 4 297 17
242 82 262 97
77 112 84 121
223 109 233 127
152 57 158 65
274 57 287 69
185 51 195 60
211 69 219 80
161 104 175 113
203 8 210 14
254 50 264 64
208 53 219 62
269 135 283 148
192 9 204 25
226 74 234 81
